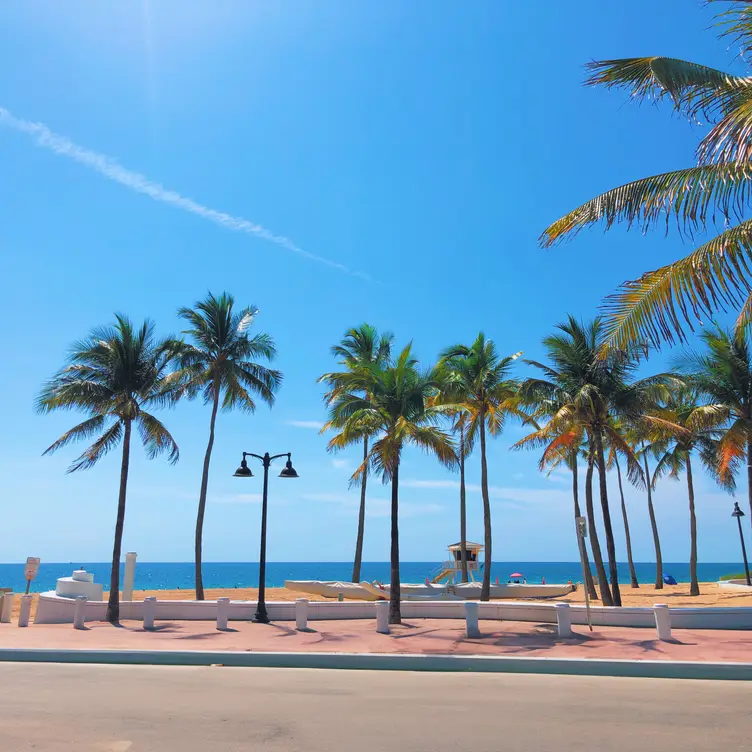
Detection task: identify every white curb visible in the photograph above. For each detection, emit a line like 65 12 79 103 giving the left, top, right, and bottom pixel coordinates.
0 648 750 681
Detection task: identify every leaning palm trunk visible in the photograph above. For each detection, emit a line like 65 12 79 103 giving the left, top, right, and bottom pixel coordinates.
459 425 468 583
479 412 492 602
615 455 639 589
572 460 597 600
747 438 752 539
585 448 613 606
351 437 369 583
642 451 663 590
687 456 700 597
107 420 132 624
593 430 622 606
389 462 401 624
195 388 220 601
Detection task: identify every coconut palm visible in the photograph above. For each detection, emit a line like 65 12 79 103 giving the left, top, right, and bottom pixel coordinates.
325 344 455 623
439 334 526 601
37 315 180 623
319 324 393 583
433 365 477 584
176 292 281 601
540 3 752 351
678 326 752 534
611 451 639 589
652 386 736 596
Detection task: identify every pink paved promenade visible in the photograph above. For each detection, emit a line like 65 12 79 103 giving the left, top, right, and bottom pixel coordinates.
2 618 752 662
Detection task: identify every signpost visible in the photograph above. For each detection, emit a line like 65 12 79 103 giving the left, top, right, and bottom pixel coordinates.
24 557 40 595
575 518 593 632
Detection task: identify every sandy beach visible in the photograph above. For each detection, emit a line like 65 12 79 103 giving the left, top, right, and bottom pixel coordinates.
10 581 752 620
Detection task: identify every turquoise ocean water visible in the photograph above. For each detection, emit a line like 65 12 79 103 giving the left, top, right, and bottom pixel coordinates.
0 561 743 593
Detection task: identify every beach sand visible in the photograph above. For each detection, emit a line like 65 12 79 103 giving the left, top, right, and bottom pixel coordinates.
10 581 752 620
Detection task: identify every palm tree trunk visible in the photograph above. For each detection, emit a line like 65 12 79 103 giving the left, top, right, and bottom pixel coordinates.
195 387 220 601
459 425 468 584
106 419 131 624
585 444 613 606
594 429 622 606
479 409 492 602
351 437 369 583
615 455 639 588
687 455 700 596
389 461 401 624
572 458 597 600
747 437 752 537
643 449 663 590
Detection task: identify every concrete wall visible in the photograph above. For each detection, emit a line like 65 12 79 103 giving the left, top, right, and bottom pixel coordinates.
33 591 752 630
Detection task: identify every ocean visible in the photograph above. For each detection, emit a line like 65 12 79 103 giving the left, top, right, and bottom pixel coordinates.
0 561 743 593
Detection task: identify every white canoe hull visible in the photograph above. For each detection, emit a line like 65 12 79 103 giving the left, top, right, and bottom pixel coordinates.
285 580 575 601
453 582 575 599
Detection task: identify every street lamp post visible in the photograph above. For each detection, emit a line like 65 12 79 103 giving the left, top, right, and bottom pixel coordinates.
234 451 299 623
732 502 751 587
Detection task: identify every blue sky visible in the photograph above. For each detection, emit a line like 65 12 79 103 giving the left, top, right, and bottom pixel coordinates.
0 1 747 565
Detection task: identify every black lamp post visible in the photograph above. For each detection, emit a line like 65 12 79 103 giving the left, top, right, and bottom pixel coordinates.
732 502 751 587
233 451 299 623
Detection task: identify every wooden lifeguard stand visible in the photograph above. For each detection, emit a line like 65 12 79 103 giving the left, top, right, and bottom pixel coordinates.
431 541 484 584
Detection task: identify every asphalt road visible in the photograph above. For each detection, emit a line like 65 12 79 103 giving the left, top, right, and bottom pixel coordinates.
0 663 750 751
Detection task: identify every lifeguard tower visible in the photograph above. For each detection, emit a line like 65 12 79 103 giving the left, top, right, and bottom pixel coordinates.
431 541 484 584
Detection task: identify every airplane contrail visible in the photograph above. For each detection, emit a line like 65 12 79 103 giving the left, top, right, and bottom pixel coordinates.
0 107 370 279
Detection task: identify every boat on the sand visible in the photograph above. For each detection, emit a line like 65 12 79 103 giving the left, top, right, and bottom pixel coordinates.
284 579 574 601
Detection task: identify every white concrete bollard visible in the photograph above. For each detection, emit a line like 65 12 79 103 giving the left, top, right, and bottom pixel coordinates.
73 596 88 630
17 594 32 628
654 603 672 641
465 601 481 638
375 600 390 634
143 596 157 630
295 598 309 631
0 592 13 624
122 552 137 602
555 602 572 637
216 597 231 630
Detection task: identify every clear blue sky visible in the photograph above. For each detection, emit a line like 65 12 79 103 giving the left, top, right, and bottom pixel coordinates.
0 1 745 564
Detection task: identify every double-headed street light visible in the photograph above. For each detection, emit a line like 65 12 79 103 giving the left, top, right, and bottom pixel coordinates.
732 502 751 587
234 451 299 623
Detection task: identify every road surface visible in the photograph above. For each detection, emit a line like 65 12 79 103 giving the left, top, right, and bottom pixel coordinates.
0 663 750 750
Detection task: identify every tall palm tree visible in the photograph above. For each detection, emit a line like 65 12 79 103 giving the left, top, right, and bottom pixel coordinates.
176 292 281 601
540 3 752 351
652 387 736 596
37 315 180 623
521 317 668 606
439 334 526 601
320 324 393 583
434 365 476 583
611 452 639 589
679 326 752 535
325 344 455 623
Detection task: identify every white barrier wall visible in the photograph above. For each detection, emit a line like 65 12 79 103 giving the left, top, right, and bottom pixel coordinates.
32 591 752 630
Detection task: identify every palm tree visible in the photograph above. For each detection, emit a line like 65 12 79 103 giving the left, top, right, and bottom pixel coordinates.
652 387 736 596
612 452 639 589
679 326 752 535
176 292 281 601
434 366 476 584
540 3 752 351
521 317 669 606
325 344 455 623
320 324 393 583
37 315 180 623
439 334 526 601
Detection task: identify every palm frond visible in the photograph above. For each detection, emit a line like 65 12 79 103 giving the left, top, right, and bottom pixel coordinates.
585 56 751 123
600 220 752 349
68 420 124 473
137 411 180 464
